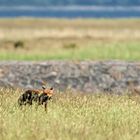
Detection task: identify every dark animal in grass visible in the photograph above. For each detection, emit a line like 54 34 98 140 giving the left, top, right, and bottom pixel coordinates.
18 89 41 106
18 86 54 111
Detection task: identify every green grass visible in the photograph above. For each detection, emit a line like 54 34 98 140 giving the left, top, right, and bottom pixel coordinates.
0 42 140 61
1 88 140 140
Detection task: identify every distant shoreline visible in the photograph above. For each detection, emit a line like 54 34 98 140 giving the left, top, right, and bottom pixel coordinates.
0 6 140 10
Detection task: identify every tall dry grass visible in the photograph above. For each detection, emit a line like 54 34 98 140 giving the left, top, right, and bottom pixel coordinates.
0 18 140 41
1 88 140 140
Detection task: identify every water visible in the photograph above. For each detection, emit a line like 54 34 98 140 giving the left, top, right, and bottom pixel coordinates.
0 6 140 18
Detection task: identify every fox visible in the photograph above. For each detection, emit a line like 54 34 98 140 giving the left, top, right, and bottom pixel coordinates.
38 87 54 111
18 85 54 111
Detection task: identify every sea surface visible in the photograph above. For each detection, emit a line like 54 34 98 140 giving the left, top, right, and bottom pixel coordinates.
0 6 140 18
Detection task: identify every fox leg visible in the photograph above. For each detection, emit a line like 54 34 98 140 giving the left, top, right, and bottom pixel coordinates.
44 101 48 112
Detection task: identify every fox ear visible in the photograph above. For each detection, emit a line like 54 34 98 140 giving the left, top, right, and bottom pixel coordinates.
42 86 46 90
42 81 47 86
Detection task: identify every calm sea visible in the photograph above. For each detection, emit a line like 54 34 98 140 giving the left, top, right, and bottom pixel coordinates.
0 6 140 18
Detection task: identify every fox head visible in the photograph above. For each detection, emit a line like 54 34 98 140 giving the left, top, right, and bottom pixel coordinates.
42 86 54 97
40 81 54 97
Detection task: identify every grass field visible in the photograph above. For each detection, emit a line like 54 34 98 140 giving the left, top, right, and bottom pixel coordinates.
1 88 140 140
0 18 140 60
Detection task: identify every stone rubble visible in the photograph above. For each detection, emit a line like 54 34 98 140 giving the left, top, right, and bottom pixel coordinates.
0 61 140 94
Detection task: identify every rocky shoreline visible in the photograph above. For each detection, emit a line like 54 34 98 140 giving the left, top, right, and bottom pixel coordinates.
0 61 140 94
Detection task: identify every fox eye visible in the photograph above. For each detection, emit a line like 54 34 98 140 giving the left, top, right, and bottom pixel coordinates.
50 87 53 90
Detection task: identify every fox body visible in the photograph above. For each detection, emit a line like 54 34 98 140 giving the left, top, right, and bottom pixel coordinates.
18 87 54 111
18 89 42 106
